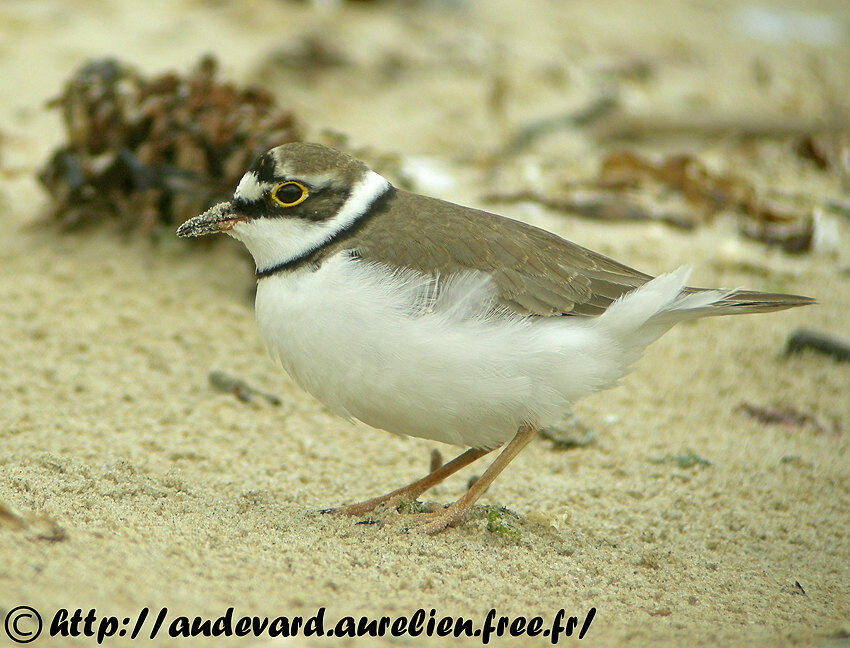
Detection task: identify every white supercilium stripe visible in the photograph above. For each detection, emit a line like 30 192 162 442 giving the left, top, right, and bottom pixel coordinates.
228 170 391 274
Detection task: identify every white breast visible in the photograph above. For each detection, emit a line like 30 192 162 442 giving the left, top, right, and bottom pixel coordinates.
254 252 694 449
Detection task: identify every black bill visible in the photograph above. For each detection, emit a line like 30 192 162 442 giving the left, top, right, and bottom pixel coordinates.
176 202 243 238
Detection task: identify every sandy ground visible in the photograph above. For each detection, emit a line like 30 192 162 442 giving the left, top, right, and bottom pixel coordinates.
1 0 849 646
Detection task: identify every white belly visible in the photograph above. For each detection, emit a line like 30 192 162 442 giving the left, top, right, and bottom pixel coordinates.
255 252 681 448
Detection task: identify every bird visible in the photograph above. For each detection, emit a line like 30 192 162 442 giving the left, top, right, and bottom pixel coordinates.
177 142 814 534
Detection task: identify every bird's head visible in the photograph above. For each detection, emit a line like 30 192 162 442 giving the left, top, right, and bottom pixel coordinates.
177 142 391 273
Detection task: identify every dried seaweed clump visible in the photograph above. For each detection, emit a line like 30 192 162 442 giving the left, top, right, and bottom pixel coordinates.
39 56 301 234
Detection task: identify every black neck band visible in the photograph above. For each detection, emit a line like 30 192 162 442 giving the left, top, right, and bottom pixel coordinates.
255 186 395 280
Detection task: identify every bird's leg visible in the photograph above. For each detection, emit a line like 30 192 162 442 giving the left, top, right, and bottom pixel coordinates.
324 447 491 517
417 423 537 535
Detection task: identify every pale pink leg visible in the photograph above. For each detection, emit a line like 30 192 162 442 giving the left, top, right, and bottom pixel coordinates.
325 447 491 517
417 424 537 535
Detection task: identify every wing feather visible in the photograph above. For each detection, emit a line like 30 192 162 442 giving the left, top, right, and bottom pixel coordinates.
327 189 654 317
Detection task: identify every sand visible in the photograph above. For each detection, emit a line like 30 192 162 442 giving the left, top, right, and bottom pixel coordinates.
1 0 848 646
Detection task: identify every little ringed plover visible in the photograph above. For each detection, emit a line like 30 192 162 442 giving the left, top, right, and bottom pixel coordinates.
177 142 814 534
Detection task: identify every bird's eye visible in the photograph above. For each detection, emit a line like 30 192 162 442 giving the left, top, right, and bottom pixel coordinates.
271 181 308 207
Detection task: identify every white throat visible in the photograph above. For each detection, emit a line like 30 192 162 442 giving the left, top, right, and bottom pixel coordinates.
229 170 391 273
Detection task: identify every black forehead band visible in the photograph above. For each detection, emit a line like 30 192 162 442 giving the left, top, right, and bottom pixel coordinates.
249 153 279 182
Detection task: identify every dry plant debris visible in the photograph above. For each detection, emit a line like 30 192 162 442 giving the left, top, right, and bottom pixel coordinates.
599 151 818 253
0 501 67 542
39 56 301 235
784 329 850 363
795 133 850 188
736 402 838 436
538 415 597 450
487 150 823 253
483 187 695 230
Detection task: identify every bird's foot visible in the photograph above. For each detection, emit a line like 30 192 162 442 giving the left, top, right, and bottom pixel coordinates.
405 504 469 535
320 493 414 518
318 447 492 522
320 501 384 517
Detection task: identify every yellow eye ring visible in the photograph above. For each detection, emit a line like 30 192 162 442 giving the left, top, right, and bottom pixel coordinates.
271 181 308 207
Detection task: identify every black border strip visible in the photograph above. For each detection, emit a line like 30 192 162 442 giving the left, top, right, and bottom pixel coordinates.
255 186 396 279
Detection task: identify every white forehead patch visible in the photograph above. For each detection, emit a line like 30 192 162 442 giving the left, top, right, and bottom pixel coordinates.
234 171 273 202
